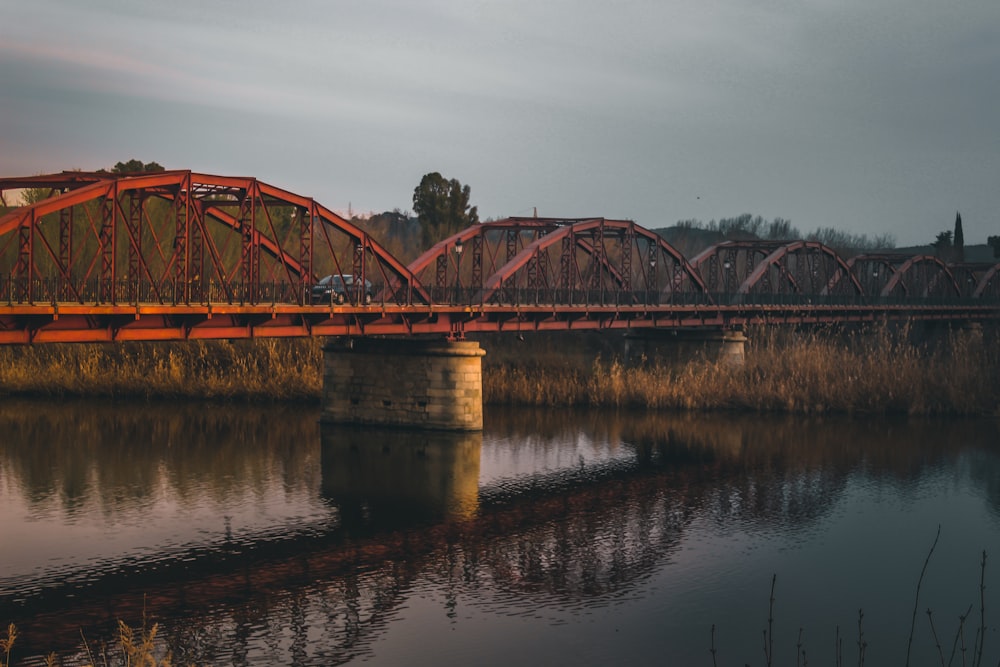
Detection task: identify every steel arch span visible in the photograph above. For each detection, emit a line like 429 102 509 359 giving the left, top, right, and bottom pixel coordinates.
1 172 998 343
689 240 862 302
973 264 1000 299
416 217 710 307
0 170 429 308
943 262 1000 299
845 254 960 299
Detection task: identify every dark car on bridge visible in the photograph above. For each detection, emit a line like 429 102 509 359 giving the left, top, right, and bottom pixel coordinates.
311 274 373 305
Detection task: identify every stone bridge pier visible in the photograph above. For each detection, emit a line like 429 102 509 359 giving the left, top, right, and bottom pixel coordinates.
625 327 747 366
322 329 748 431
322 338 485 431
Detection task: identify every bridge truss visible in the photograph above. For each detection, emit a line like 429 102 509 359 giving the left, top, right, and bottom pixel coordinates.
1 171 998 343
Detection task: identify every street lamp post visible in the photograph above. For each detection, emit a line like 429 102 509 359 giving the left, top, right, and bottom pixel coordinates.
649 257 656 305
453 238 463 304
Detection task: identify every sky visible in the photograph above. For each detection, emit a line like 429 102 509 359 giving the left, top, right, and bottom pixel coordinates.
1 0 998 247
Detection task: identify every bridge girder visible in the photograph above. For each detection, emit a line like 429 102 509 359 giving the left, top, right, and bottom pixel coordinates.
444 217 710 306
847 254 960 299
0 171 429 306
949 262 1000 299
2 171 999 343
690 240 863 300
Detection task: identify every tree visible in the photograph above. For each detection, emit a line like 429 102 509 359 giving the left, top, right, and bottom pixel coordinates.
412 172 479 247
953 211 964 262
109 159 165 174
988 236 1000 259
19 187 54 206
932 230 952 256
763 217 797 240
808 227 896 253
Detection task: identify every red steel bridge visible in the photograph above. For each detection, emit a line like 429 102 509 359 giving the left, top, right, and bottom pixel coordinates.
1 170 998 344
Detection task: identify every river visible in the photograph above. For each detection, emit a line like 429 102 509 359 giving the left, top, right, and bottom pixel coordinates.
1 400 999 666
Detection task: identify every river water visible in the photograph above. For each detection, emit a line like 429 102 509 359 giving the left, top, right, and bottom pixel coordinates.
1 400 999 666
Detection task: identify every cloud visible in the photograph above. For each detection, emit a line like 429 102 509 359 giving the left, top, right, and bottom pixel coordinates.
2 0 999 243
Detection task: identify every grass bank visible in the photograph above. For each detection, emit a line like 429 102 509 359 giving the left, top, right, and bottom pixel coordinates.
483 324 1000 416
0 325 997 415
0 338 324 401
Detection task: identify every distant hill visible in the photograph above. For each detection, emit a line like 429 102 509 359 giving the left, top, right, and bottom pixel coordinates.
897 243 1000 264
894 244 996 264
651 225 999 265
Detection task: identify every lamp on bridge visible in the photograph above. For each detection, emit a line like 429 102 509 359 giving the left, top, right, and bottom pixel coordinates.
649 257 656 305
454 238 463 304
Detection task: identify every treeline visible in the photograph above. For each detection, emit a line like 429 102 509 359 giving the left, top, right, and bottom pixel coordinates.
9 161 952 269
354 211 902 267
352 209 423 264
351 170 479 264
353 209 906 265
659 214 897 258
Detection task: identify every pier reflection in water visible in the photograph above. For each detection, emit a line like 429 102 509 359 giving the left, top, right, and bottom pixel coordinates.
1 400 999 666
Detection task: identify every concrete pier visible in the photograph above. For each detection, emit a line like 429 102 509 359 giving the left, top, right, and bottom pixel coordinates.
625 328 747 366
322 338 486 431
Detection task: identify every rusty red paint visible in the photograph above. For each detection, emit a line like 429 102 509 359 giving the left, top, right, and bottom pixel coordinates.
1 172 998 344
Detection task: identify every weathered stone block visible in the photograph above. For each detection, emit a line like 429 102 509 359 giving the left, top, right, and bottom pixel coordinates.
322 338 485 431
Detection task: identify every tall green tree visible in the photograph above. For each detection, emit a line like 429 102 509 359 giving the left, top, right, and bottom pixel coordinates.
412 172 479 247
953 211 964 261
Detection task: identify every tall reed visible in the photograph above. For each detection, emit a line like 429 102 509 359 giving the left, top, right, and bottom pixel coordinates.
1 324 996 415
0 624 15 667
0 338 323 401
484 324 1000 416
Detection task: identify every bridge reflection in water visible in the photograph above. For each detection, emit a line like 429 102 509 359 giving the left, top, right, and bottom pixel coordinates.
1 402 999 665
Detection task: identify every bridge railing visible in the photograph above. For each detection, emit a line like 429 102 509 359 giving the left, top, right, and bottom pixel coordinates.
434 287 716 307
710 292 996 307
0 277 390 308
447 287 996 308
2 276 997 309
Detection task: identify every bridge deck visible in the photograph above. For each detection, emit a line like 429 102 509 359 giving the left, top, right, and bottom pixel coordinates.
1 299 995 343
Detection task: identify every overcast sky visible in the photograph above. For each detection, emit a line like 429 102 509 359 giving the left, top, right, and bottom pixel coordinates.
1 0 998 246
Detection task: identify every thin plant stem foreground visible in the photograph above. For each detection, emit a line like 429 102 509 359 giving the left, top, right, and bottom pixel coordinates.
3 545 995 666
0 618 173 667
708 534 991 667
0 323 997 415
484 324 1000 416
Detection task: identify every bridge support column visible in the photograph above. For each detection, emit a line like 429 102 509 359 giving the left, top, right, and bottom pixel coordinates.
322 338 486 431
625 328 747 366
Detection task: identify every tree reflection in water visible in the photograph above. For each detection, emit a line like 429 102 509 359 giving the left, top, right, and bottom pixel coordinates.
1 400 998 665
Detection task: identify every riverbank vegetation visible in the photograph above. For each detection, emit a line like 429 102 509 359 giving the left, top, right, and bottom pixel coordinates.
484 324 1000 415
1 618 173 667
0 338 324 401
0 323 997 416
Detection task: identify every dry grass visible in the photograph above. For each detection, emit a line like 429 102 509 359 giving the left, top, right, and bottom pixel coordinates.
1 624 15 667
0 338 323 401
1 324 997 415
484 324 1000 416
1 620 174 667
